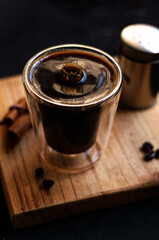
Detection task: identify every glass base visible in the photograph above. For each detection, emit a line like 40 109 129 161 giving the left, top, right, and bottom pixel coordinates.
40 142 101 173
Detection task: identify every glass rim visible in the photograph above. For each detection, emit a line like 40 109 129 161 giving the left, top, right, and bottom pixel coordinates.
23 44 122 108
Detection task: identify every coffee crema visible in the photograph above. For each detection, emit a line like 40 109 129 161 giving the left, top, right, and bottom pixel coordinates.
31 50 117 106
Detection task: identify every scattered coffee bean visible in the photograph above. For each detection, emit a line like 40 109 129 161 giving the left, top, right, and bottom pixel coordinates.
155 149 159 159
144 151 156 161
42 179 54 190
35 168 44 178
141 142 154 153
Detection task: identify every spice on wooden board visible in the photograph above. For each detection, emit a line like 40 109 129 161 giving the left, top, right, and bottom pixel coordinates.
141 141 159 161
8 113 31 139
3 98 28 126
0 97 31 140
141 142 154 153
35 168 44 178
42 179 54 190
155 149 159 159
144 151 156 161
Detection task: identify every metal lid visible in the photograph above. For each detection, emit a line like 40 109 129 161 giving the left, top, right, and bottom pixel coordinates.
119 24 159 63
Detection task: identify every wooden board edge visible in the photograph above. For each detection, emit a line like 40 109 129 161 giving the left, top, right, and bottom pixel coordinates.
11 181 159 229
0 74 21 82
0 163 15 218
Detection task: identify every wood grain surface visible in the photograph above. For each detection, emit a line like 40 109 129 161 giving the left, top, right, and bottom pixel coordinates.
0 75 159 229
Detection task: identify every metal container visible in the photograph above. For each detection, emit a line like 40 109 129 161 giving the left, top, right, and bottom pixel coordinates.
119 23 159 109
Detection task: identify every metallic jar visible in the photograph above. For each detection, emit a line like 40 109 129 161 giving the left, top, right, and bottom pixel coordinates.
119 23 159 109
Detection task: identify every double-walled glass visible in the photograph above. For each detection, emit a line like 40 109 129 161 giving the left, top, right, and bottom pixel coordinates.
22 44 122 173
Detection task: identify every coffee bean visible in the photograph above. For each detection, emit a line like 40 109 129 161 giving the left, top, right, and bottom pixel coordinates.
155 149 159 159
42 179 54 190
141 142 154 153
35 168 44 178
144 151 156 161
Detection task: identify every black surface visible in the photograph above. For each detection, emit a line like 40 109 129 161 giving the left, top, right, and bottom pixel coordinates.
1 0 159 239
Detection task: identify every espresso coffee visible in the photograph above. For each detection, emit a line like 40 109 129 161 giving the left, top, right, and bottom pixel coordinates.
31 50 117 154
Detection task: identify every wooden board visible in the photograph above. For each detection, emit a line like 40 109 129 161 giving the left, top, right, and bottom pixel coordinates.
0 75 159 229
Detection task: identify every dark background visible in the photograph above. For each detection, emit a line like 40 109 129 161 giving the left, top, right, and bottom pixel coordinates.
1 0 159 239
